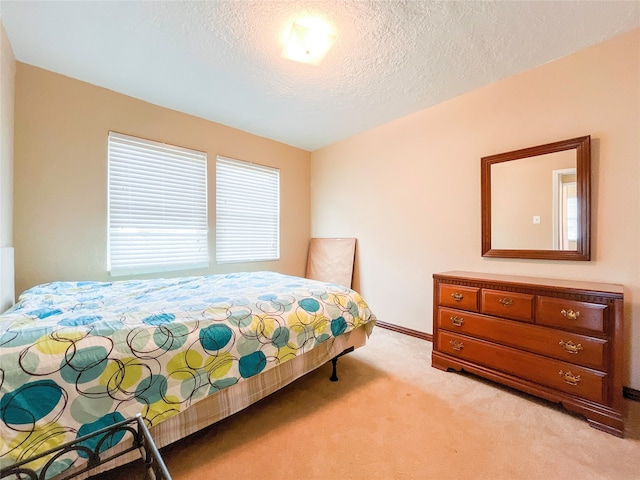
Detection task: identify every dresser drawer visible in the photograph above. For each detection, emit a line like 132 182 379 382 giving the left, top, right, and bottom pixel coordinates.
481 289 534 322
536 297 607 333
437 307 606 370
438 331 606 404
438 284 479 311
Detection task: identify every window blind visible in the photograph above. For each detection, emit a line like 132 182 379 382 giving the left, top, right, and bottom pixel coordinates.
108 132 208 276
216 156 280 263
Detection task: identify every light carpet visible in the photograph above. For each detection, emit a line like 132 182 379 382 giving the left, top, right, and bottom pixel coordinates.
95 327 640 480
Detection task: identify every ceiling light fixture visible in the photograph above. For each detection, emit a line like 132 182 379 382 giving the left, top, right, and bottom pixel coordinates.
281 17 336 66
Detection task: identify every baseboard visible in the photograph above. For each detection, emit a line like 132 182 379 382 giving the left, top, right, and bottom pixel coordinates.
623 387 640 402
376 321 639 402
375 321 432 342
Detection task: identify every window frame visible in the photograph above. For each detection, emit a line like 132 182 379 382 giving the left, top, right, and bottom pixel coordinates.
107 131 209 276
215 155 280 264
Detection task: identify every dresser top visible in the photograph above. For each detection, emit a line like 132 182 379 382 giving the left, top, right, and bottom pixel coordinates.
434 271 624 296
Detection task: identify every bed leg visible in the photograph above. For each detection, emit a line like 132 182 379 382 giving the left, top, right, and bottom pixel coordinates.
329 346 355 382
330 357 340 382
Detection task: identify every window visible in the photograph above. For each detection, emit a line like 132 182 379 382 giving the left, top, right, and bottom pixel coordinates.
565 189 578 242
216 156 279 263
108 132 208 276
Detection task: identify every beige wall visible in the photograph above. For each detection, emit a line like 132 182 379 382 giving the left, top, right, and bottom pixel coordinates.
14 64 311 297
0 19 15 311
311 29 640 389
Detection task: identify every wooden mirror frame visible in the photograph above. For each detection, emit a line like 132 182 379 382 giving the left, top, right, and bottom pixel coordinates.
481 135 591 260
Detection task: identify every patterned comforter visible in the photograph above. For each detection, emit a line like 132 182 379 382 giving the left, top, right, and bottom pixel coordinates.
0 271 376 476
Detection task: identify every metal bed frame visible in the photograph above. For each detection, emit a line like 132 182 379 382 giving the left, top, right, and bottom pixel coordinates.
329 346 354 381
0 414 171 480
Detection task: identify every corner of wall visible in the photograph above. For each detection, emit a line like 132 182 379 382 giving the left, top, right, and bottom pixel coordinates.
0 19 16 309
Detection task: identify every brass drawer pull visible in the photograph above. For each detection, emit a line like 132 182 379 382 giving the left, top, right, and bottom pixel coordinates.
451 292 464 301
498 297 514 307
558 370 581 386
450 316 464 327
449 340 464 351
560 309 581 320
559 340 584 354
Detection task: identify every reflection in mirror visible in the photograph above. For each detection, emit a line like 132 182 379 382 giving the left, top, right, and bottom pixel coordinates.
491 150 576 250
481 136 590 261
553 167 577 250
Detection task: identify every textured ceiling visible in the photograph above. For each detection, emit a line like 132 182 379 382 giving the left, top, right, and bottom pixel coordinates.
1 1 639 151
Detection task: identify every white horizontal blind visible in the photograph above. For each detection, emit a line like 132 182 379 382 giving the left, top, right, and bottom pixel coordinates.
108 132 208 276
216 156 280 263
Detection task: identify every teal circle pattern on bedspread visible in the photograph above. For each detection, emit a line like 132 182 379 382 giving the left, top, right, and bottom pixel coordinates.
0 271 376 476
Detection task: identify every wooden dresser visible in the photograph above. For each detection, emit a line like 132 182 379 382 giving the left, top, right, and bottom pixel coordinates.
432 271 624 436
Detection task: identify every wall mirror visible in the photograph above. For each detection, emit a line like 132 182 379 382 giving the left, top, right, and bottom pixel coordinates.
481 135 591 260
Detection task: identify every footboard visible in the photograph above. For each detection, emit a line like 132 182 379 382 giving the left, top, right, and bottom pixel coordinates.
0 415 171 480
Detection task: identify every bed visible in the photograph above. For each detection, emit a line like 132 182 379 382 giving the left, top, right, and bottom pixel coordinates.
0 271 376 479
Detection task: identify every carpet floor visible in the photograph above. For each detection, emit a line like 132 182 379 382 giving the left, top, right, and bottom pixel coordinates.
96 327 640 479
